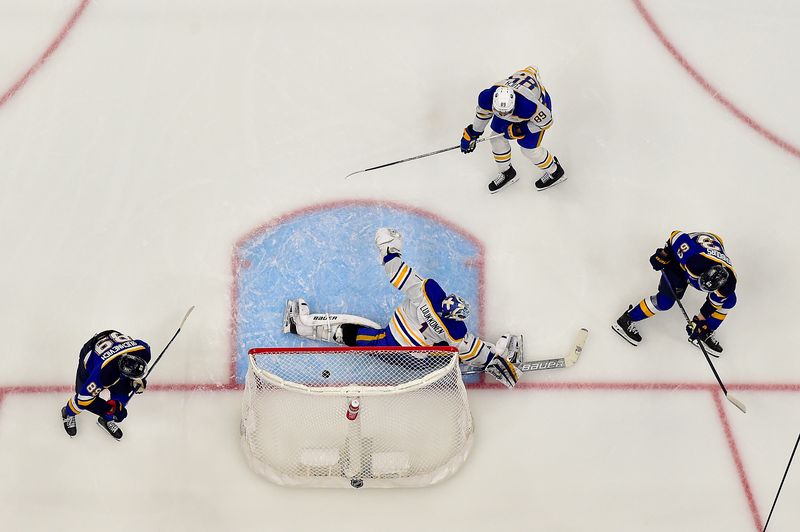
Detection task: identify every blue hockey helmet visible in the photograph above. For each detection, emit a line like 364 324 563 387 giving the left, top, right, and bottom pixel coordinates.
699 264 729 292
441 294 470 321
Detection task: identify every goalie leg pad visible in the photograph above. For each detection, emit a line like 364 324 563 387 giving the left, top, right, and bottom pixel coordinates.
485 355 520 388
283 299 382 344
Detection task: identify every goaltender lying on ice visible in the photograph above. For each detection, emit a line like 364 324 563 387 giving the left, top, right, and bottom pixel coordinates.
283 228 588 388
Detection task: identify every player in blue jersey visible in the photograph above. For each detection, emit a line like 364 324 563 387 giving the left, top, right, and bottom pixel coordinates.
282 228 522 388
613 231 737 355
460 66 566 193
61 330 151 440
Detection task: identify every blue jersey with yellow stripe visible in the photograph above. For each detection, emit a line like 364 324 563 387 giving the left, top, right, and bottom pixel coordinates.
66 331 151 416
668 231 737 297
667 231 737 329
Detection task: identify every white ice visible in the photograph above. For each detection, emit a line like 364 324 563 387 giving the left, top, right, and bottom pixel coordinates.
1 1 799 531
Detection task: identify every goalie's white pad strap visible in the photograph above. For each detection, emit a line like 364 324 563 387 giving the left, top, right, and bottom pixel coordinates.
296 313 380 330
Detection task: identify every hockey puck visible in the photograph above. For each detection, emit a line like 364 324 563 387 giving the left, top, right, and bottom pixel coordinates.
350 478 363 489
322 370 330 378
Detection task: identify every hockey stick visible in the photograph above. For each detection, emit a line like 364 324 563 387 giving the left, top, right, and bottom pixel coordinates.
127 305 195 399
763 432 800 531
345 132 504 179
461 328 588 375
661 275 746 413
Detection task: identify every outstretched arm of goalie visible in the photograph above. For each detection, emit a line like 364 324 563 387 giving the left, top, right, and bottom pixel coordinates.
461 328 588 375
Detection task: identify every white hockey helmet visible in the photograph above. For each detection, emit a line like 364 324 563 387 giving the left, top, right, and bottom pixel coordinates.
492 86 516 117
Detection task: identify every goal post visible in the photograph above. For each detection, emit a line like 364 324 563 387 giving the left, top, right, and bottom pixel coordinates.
240 346 474 488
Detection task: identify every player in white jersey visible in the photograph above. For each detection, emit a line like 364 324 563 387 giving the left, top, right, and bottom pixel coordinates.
461 66 566 193
282 228 522 388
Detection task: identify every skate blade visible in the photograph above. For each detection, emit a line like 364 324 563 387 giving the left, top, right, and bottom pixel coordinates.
96 419 123 441
611 324 639 346
488 175 519 194
535 174 568 192
688 338 720 358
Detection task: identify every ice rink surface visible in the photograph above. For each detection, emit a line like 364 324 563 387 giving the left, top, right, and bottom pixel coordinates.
1 0 799 530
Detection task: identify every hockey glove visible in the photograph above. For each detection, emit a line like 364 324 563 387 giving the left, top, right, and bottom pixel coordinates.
461 125 482 153
105 400 128 422
375 228 403 257
507 123 527 140
131 377 147 394
649 247 673 271
485 355 519 389
686 315 711 342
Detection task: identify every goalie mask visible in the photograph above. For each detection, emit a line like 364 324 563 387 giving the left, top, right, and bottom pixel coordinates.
699 264 729 292
440 294 470 321
492 86 516 117
118 353 147 379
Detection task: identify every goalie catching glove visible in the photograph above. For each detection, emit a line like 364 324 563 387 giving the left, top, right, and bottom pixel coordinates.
375 228 403 258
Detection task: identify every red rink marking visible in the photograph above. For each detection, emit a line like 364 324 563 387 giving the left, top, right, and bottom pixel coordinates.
632 0 800 160
712 390 763 532
0 0 90 109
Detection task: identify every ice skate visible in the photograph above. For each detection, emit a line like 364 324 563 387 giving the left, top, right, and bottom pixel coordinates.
61 407 77 437
97 417 123 440
488 165 518 194
612 306 641 346
689 331 722 357
534 157 567 191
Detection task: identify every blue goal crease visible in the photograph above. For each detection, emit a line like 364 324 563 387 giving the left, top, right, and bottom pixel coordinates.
233 203 482 383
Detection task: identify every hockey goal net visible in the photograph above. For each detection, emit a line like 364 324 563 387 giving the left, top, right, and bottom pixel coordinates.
241 346 474 488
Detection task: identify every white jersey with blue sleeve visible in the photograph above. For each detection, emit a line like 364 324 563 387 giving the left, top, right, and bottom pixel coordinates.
381 253 497 367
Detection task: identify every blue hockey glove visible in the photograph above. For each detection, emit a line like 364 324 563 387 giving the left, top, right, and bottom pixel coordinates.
105 400 128 422
686 316 711 342
461 125 482 153
649 247 672 271
507 123 526 139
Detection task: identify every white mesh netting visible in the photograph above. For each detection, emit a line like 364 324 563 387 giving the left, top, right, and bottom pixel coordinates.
240 346 474 488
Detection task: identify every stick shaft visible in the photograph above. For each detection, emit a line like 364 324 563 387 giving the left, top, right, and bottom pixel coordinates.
763 432 800 531
127 306 195 399
346 133 503 178
662 274 745 412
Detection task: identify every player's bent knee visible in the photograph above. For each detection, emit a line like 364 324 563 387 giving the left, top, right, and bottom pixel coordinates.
654 293 675 311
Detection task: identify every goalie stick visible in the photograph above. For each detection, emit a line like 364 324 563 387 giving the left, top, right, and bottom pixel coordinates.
345 132 504 179
461 328 588 375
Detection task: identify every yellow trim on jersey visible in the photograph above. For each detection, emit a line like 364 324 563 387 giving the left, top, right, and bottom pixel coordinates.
421 282 462 343
389 315 416 347
357 332 386 342
699 252 735 272
460 338 483 362
522 66 539 77
391 264 411 289
396 308 427 345
638 300 654 318
711 312 727 321
99 345 146 369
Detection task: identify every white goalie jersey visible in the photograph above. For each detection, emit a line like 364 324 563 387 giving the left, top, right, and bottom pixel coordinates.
382 253 498 368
